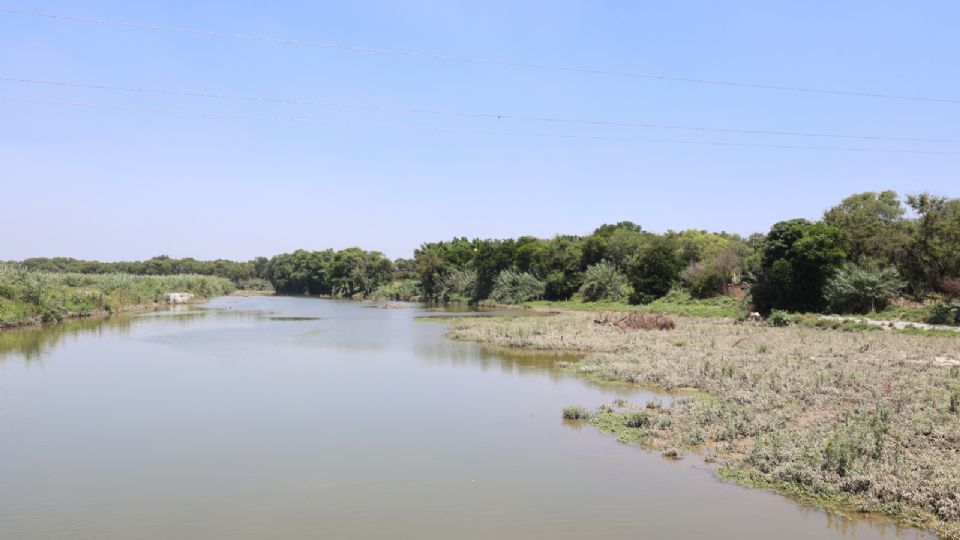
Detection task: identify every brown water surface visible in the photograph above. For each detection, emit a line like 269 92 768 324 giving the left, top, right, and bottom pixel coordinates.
0 296 937 539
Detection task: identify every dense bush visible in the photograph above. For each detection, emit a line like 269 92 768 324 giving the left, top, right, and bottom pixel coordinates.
438 268 477 301
266 248 393 296
489 270 545 305
370 279 421 301
690 272 725 299
19 255 265 284
767 310 791 327
11 190 960 318
579 261 627 302
928 301 960 325
823 263 904 314
752 219 846 313
627 238 682 304
0 264 235 326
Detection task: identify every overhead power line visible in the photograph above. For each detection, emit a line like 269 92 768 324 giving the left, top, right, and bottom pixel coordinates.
2 95 957 155
2 76 956 144
2 8 958 105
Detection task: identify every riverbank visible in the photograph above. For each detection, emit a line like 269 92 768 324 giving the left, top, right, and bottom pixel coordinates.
0 265 235 329
445 312 960 538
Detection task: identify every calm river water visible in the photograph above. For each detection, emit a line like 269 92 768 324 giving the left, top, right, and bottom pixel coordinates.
0 296 936 539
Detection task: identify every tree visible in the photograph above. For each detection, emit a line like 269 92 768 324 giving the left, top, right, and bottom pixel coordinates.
413 237 476 300
823 191 909 263
473 239 517 300
752 219 846 313
626 237 682 304
823 263 905 313
905 194 960 293
580 221 643 269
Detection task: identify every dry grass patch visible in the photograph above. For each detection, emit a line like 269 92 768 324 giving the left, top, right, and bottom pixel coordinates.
446 313 960 538
593 311 676 331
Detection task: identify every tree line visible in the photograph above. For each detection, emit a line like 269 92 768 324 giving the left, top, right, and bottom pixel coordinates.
8 191 960 321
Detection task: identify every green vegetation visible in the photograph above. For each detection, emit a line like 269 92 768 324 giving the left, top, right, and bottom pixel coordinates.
17 255 268 286
562 405 592 420
767 310 792 327
823 263 905 314
446 313 960 538
626 237 683 304
236 278 274 292
370 279 421 301
7 190 960 327
490 270 545 305
578 260 627 302
0 263 234 327
264 248 394 297
751 219 846 313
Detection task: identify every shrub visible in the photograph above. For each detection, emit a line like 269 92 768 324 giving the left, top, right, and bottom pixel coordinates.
562 405 592 420
928 301 960 326
438 268 477 301
624 412 650 428
823 263 904 314
768 310 791 327
681 261 725 299
489 270 545 305
690 273 725 299
579 261 627 302
371 279 421 301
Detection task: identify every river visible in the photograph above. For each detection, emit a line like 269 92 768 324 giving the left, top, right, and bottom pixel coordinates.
0 296 935 539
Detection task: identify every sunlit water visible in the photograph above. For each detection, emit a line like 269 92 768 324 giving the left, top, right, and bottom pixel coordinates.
0 296 936 539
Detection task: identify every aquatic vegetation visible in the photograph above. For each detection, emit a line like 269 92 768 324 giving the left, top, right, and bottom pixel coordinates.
447 312 960 538
562 405 592 420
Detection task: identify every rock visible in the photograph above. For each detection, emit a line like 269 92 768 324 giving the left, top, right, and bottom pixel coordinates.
165 292 194 304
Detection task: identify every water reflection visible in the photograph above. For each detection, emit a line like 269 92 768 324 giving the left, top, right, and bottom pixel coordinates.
0 316 135 361
0 297 940 540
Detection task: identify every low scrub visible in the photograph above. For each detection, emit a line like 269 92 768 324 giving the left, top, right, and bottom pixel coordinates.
446 312 960 538
594 311 675 331
562 405 592 420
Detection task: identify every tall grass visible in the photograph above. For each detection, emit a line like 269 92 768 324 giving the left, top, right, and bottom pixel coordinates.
0 263 234 326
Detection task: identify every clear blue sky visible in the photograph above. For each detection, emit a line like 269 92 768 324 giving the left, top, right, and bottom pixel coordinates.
2 1 958 261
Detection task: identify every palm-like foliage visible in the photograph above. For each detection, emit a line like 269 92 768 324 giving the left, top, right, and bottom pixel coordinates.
579 261 627 302
490 270 545 305
823 263 904 313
